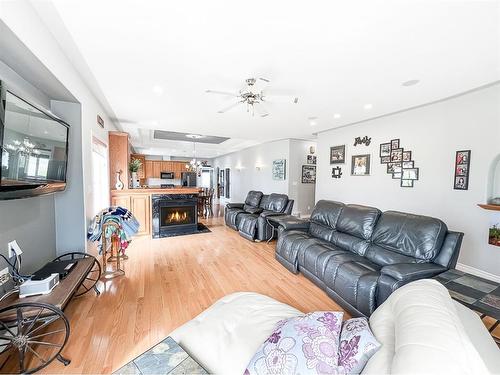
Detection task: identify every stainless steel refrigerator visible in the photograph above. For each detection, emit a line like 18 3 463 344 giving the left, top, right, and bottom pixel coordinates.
181 172 197 187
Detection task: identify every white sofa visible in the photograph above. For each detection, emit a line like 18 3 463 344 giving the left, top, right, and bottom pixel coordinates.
171 279 500 374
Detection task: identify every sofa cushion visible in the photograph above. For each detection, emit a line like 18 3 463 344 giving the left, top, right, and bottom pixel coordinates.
238 213 259 240
309 200 345 229
245 312 344 375
298 243 347 280
336 204 381 240
264 193 289 212
245 190 263 207
369 210 447 262
225 208 245 230
339 317 381 374
170 292 302 375
363 279 490 375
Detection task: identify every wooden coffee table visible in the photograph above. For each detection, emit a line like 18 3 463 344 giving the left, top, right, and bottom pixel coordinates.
434 269 500 346
113 337 207 374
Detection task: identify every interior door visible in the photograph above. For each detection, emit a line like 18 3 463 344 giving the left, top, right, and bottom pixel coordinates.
225 168 230 199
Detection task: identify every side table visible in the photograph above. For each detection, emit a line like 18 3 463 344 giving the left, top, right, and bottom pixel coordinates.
434 269 500 346
113 337 207 374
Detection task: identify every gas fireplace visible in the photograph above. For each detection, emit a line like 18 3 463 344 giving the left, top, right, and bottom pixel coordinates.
152 194 198 238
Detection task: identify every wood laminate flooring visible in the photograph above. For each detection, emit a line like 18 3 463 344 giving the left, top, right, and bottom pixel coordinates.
40 206 345 374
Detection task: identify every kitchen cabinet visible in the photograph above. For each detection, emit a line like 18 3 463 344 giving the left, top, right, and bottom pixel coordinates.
109 132 131 189
111 195 130 210
152 161 162 178
130 194 151 235
144 160 154 179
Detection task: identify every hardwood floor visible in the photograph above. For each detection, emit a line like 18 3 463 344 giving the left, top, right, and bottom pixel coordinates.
40 207 345 374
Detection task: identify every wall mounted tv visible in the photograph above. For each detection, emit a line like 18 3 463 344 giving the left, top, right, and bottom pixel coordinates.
0 81 69 200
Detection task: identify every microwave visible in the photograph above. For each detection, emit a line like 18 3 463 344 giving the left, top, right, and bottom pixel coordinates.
160 172 175 179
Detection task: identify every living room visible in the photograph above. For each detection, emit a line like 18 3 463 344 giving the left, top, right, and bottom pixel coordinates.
0 0 499 374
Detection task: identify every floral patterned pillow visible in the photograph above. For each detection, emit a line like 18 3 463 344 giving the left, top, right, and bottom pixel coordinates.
338 318 381 374
244 311 344 375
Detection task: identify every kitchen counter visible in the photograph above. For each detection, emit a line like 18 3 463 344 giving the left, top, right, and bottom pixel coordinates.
111 187 201 195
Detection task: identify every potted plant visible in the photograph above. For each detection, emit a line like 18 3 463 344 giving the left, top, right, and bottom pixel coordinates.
129 159 142 188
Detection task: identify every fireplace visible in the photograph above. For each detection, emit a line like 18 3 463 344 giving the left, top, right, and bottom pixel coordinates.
152 194 198 238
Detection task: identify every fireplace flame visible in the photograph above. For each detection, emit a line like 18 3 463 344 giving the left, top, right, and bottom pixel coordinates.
168 211 188 223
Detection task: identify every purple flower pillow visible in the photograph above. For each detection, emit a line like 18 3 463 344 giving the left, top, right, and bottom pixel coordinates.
338 318 381 374
244 311 344 375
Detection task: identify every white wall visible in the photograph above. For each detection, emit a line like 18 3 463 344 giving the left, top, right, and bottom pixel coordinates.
316 83 500 277
214 139 317 216
0 1 118 254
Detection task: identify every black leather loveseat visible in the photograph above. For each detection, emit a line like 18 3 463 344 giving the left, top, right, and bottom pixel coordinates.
225 191 294 241
275 200 463 317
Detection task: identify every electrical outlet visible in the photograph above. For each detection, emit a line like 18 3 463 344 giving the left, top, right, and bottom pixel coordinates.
8 240 22 258
0 267 10 286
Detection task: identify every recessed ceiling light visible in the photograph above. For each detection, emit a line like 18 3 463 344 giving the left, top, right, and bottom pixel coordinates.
152 85 164 95
333 113 341 119
363 104 373 110
402 79 420 87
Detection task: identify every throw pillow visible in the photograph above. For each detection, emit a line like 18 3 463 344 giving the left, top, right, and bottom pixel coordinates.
338 318 381 374
244 311 344 375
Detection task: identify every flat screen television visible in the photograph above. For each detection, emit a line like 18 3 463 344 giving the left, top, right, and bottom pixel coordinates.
0 81 69 200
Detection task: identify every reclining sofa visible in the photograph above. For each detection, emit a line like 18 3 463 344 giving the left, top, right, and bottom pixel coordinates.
225 191 294 241
275 200 463 316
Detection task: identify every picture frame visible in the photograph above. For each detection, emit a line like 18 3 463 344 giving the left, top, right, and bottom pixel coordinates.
330 145 345 164
402 168 419 180
402 151 412 162
307 155 317 165
454 150 471 190
380 143 391 157
402 161 414 168
387 162 402 174
390 148 403 162
272 159 286 180
401 179 414 188
392 172 402 179
390 139 400 150
351 154 371 176
331 166 342 179
380 156 391 164
302 165 316 183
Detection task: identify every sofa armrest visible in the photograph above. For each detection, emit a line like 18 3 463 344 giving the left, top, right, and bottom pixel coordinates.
260 211 286 218
226 203 244 209
268 215 310 232
245 207 263 215
381 263 447 282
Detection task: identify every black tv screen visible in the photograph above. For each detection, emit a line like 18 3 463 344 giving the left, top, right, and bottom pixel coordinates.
0 82 69 199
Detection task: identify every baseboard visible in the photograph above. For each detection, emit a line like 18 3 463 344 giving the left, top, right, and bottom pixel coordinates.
456 263 500 283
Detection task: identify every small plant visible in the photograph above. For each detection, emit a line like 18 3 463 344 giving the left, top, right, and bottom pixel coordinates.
129 158 142 173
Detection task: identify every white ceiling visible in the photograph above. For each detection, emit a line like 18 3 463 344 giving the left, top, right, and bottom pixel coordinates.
34 0 499 158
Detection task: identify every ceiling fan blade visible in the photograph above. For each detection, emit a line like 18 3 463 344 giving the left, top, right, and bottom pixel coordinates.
262 94 299 104
254 102 269 117
205 89 239 97
217 101 242 113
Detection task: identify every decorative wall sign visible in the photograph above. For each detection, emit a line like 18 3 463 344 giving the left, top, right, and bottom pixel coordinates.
354 136 372 146
454 150 471 190
330 145 345 164
272 159 286 180
332 166 342 178
307 155 317 165
489 213 500 247
351 154 371 176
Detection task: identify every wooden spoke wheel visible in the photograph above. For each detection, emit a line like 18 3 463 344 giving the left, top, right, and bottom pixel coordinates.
53 252 101 297
0 303 70 374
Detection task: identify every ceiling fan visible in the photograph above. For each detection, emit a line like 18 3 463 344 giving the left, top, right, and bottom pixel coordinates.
206 77 299 117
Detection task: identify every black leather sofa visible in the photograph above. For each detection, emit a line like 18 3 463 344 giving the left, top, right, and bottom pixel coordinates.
275 200 463 317
225 191 294 241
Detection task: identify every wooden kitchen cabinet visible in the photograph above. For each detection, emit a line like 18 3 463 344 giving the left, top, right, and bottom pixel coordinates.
152 161 162 178
144 160 154 179
111 195 130 210
109 132 131 189
130 194 151 235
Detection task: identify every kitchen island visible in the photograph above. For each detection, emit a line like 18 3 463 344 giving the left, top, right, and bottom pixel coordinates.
111 187 201 236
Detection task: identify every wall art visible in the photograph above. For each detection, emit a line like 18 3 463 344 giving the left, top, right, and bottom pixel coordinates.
390 148 403 162
381 139 418 188
302 165 316 183
380 143 391 158
390 139 400 149
272 159 286 180
354 136 371 146
330 145 345 164
351 154 371 176
454 150 471 190
332 166 342 178
401 179 414 188
307 155 317 165
402 168 419 181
